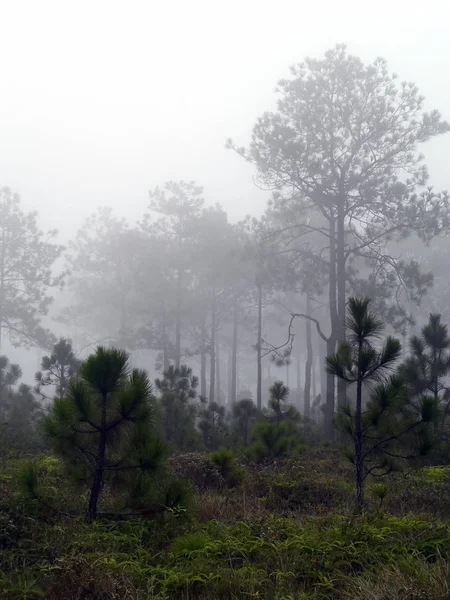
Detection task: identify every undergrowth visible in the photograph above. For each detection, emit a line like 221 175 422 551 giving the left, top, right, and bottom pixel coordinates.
1 451 450 599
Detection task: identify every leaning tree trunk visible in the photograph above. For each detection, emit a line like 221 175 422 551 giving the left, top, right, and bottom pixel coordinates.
256 283 263 411
209 288 217 404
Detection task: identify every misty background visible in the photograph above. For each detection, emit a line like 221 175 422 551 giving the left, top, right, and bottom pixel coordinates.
0 0 449 382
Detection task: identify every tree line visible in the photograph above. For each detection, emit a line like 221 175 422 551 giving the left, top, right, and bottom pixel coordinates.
0 44 449 445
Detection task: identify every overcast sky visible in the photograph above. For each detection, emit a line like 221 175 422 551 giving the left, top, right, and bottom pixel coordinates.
0 0 449 241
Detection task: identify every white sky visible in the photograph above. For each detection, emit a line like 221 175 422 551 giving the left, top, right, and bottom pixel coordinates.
0 0 449 241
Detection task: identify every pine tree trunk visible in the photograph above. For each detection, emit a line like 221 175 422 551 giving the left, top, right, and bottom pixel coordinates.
216 333 221 403
230 297 238 406
325 338 336 440
312 355 317 405
0 227 5 349
209 289 216 403
88 394 108 521
304 296 313 419
296 323 302 411
175 268 182 368
200 320 207 398
256 284 263 411
320 336 327 402
336 198 347 408
162 305 170 371
355 346 364 509
326 213 338 439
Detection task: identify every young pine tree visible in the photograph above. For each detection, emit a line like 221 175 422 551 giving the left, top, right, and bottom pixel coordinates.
231 398 258 447
401 314 450 410
43 347 164 520
268 380 289 425
327 298 437 508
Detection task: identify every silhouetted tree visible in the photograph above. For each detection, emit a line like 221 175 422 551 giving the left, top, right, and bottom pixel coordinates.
231 44 450 434
327 297 436 508
43 347 164 520
35 338 81 400
232 398 259 447
0 187 64 348
155 364 201 450
268 380 289 425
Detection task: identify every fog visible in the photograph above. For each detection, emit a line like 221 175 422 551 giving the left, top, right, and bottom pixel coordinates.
0 0 449 395
1 0 449 236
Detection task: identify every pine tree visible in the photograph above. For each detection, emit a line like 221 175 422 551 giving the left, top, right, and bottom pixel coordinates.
0 356 22 425
43 347 164 520
155 365 200 450
231 399 258 447
268 380 289 425
327 297 437 507
35 338 81 400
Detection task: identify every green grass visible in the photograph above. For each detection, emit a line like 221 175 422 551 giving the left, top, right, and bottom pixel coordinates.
1 450 450 599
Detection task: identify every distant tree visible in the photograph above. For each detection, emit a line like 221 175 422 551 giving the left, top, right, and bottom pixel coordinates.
0 355 22 423
63 208 148 349
198 401 227 450
231 398 259 447
144 181 204 368
400 313 450 458
155 364 201 450
0 187 64 348
249 420 301 462
35 338 81 400
231 44 450 434
401 314 450 409
6 384 42 447
327 297 437 508
42 347 165 520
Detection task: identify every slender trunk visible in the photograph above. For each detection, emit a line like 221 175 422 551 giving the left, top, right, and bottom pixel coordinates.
256 284 263 411
296 325 302 411
175 268 182 368
88 393 108 521
162 305 169 371
216 333 221 403
200 320 207 398
336 198 347 408
320 335 327 400
325 338 335 439
231 298 238 406
0 227 5 349
312 355 317 405
285 362 290 387
209 288 216 403
227 348 232 406
304 295 313 419
326 212 338 438
355 340 364 508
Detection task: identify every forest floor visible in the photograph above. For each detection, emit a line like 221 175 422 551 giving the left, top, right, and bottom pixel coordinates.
1 449 450 599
